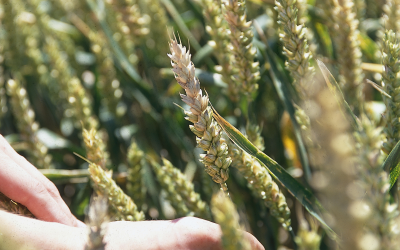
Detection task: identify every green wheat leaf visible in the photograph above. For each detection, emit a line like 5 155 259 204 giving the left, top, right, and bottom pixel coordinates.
211 105 337 239
382 139 400 189
317 60 359 130
263 45 311 181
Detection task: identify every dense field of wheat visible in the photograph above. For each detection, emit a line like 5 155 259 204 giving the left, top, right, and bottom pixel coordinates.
1 0 400 249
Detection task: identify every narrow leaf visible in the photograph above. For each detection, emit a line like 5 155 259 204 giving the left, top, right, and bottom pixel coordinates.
366 79 391 98
382 139 400 189
253 34 312 182
317 60 359 129
211 106 337 239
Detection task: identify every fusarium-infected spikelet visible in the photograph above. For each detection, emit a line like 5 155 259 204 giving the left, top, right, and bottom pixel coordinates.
330 0 364 112
6 78 52 169
126 140 146 209
211 191 251 250
89 162 145 221
85 195 109 250
229 142 291 230
150 160 190 217
168 37 232 191
83 127 110 171
275 0 315 100
381 30 400 154
355 115 398 250
0 192 34 218
161 158 211 220
223 0 260 100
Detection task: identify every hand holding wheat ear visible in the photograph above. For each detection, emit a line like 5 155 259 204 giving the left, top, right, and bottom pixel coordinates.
0 134 84 227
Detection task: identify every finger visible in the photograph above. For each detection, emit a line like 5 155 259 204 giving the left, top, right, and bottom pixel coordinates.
104 218 265 250
0 135 79 227
172 217 265 250
0 150 76 226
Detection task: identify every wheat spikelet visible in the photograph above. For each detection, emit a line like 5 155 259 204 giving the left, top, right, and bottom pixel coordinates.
82 127 110 171
150 160 190 217
211 191 251 250
161 158 211 220
222 0 260 100
89 162 145 221
126 140 146 209
229 142 291 230
275 0 315 100
168 37 232 191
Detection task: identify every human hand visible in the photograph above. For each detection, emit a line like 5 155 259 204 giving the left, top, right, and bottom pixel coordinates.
0 211 264 250
0 134 84 227
104 217 264 250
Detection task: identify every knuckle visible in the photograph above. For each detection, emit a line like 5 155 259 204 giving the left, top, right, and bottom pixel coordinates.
44 181 60 198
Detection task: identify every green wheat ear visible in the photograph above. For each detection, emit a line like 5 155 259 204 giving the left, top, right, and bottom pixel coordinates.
76 152 145 222
211 191 251 250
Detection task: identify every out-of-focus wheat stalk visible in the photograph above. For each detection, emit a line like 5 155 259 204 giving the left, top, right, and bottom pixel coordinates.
275 0 315 100
70 14 124 117
381 30 400 154
126 140 146 210
223 0 260 101
85 195 109 250
382 0 400 34
211 191 251 250
6 79 53 169
328 0 364 112
355 115 398 250
304 74 365 249
168 37 232 191
45 36 99 129
200 0 235 99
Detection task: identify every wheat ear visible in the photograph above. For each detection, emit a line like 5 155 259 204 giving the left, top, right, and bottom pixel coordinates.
168 36 232 191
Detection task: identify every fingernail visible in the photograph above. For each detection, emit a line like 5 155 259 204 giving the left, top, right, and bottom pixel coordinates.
77 219 87 228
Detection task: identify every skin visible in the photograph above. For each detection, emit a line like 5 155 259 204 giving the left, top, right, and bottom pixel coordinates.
0 135 264 250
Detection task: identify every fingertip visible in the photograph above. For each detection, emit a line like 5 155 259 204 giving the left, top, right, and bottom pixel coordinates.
77 219 86 228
